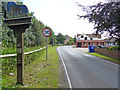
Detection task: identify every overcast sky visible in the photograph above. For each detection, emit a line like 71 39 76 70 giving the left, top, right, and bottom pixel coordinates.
23 0 106 38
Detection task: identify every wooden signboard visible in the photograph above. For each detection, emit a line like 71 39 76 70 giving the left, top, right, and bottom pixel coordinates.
4 2 31 85
3 2 28 19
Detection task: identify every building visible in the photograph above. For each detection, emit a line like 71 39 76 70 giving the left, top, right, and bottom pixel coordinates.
64 35 71 45
104 38 116 47
76 33 105 48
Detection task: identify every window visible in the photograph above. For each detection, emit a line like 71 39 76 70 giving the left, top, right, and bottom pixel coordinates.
90 38 93 40
81 35 83 38
85 37 87 40
88 42 91 45
84 42 87 46
78 38 80 40
97 42 99 45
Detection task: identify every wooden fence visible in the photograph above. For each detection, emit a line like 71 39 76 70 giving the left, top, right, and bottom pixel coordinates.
0 47 46 58
1 47 46 74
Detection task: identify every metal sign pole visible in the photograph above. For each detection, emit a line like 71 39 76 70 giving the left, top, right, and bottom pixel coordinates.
46 37 48 60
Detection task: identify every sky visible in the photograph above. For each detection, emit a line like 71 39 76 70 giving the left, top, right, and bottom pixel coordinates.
23 0 106 38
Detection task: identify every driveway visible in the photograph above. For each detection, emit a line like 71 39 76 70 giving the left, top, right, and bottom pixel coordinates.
74 47 88 53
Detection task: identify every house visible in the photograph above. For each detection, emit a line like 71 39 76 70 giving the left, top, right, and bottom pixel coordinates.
76 33 105 48
104 38 116 47
64 35 70 45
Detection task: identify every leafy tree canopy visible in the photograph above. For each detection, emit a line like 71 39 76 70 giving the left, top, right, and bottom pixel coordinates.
77 1 120 45
56 33 66 44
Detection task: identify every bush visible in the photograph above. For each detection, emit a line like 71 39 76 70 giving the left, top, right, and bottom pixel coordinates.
109 46 118 50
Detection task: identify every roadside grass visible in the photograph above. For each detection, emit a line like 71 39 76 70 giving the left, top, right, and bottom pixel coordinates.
87 52 120 64
2 46 59 88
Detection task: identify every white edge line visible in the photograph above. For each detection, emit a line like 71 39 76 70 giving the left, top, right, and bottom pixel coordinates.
57 47 72 88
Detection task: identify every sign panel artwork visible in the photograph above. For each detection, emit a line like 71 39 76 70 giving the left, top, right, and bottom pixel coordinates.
6 2 28 19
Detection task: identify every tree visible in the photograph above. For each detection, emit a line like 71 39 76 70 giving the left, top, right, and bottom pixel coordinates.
56 33 66 44
77 1 120 46
73 35 76 43
1 1 53 48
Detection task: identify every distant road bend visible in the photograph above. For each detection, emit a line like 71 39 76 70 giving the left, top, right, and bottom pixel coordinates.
57 46 119 88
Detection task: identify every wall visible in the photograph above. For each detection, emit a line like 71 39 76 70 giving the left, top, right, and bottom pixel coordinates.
95 48 120 60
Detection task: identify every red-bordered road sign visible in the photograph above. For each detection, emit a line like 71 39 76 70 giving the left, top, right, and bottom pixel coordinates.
43 28 51 37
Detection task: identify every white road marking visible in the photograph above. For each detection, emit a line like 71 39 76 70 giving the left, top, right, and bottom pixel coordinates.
57 47 72 88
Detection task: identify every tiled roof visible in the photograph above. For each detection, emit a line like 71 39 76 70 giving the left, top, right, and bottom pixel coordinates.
77 34 101 38
104 38 116 42
86 34 101 38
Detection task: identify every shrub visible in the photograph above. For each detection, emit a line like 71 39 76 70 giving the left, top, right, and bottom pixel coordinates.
109 46 118 50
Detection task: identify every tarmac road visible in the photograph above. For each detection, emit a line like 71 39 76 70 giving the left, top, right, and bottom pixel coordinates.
57 46 119 88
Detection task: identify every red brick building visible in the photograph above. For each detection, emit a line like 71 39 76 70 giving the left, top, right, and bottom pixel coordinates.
76 33 105 48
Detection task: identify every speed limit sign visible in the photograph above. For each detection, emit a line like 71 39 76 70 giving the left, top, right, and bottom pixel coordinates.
43 28 51 37
43 28 52 60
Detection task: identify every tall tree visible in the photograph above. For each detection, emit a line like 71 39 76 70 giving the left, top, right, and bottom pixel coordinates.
56 33 66 44
73 35 76 43
77 1 120 46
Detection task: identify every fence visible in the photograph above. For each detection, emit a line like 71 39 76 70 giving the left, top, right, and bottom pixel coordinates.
1 47 46 74
95 48 120 60
0 47 46 58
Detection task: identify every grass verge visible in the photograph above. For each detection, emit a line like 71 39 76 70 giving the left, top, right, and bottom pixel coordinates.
2 46 59 88
87 52 120 64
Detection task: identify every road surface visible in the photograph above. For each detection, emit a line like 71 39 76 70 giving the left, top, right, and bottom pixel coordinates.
57 46 119 88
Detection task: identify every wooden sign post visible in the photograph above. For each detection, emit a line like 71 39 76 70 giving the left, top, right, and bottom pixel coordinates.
4 2 31 85
42 28 51 60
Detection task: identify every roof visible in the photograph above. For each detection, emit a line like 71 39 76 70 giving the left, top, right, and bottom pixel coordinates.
86 34 101 38
77 34 101 38
77 34 81 37
104 38 116 42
